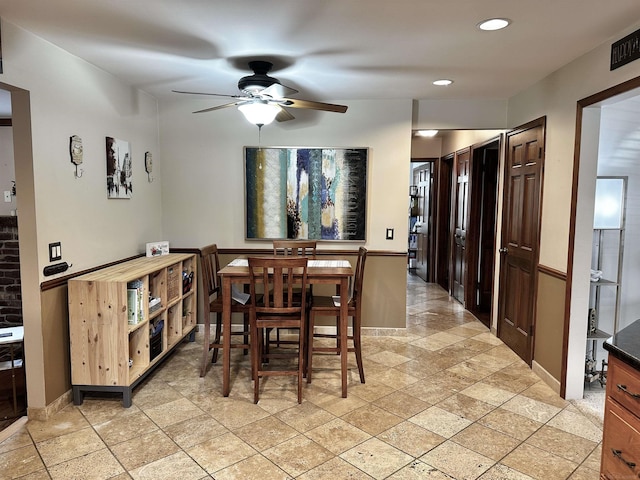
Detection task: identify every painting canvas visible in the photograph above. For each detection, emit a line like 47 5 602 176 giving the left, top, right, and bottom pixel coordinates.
245 147 367 241
106 137 132 198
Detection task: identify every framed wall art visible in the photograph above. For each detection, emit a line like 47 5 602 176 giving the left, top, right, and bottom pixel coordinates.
106 136 132 198
245 147 368 241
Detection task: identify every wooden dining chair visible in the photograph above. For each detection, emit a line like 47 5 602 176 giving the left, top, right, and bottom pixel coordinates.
306 247 367 384
248 256 308 404
199 244 251 377
272 240 316 347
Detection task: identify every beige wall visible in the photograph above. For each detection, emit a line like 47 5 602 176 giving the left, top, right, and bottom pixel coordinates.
0 20 163 409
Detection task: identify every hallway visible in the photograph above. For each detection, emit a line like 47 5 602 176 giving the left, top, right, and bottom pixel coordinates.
0 276 602 479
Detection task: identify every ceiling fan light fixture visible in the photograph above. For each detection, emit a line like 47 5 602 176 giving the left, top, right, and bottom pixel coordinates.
477 18 511 31
433 79 453 86
238 101 280 125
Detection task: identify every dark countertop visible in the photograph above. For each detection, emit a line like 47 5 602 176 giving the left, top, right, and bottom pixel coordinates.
604 319 640 370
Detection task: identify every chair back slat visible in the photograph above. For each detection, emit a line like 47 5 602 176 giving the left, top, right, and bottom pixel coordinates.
273 240 317 258
352 247 368 305
248 257 308 315
199 244 221 298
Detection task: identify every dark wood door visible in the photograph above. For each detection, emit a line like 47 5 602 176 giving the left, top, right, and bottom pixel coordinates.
436 155 453 291
466 140 500 326
498 118 545 364
452 148 470 303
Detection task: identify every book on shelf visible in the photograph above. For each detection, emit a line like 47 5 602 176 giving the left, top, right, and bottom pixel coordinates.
127 279 144 325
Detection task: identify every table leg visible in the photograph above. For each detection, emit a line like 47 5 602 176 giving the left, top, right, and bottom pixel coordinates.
222 277 232 396
340 277 348 398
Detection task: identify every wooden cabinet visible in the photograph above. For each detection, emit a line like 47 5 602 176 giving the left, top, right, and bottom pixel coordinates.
68 253 197 407
601 354 640 479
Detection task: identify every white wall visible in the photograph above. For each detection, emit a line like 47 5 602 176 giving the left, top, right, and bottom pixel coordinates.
159 96 413 254
0 127 16 215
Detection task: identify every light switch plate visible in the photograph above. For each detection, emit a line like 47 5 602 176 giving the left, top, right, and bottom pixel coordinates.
386 228 394 240
49 242 62 262
3 191 11 202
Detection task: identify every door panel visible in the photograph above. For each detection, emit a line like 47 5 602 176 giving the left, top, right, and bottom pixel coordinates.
452 149 470 303
498 118 545 364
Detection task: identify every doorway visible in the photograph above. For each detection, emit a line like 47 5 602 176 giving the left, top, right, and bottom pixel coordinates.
565 78 640 399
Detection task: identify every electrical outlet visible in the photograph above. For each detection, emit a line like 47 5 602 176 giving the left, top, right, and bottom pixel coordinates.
3 191 11 203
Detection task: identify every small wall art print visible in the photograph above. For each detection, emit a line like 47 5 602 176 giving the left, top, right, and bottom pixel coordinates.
245 147 368 241
106 136 132 198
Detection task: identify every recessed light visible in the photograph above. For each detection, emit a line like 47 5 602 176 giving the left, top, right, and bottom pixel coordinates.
477 18 511 31
433 79 453 86
415 130 438 137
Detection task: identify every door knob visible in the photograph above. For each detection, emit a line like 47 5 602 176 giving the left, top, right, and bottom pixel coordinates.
499 247 508 253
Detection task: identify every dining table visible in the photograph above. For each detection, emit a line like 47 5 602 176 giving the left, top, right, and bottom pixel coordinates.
218 257 354 398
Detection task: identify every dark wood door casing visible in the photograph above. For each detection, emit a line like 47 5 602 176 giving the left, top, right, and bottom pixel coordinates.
436 154 454 291
497 117 546 365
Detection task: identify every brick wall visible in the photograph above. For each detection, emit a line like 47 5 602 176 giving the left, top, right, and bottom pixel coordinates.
0 216 22 329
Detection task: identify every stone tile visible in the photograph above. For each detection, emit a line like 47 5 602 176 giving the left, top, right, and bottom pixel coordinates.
0 428 34 454
546 408 603 442
420 440 494 480
525 425 598 463
275 400 336 433
11 469 53 480
306 387 369 417
451 423 520 461
186 431 256 474
366 350 412 367
445 361 496 381
365 367 420 390
94 410 159 446
341 404 403 436
47 448 124 480
500 394 562 423
340 437 413 480
27 406 90 443
0 444 46 479
459 382 517 406
568 464 601 479
349 381 396 403
305 418 371 455
128 451 207 480
36 426 105 467
142 397 204 428
387 460 455 479
520 381 570 409
234 415 299 451
409 406 472 438
162 413 228 449
477 408 543 441
582 443 602 471
297 456 375 479
207 397 271 429
263 435 334 477
76 398 143 426
110 429 180 471
214 453 290 480
436 393 495 421
477 463 535 479
377 421 445 457
372 390 430 419
501 443 578 479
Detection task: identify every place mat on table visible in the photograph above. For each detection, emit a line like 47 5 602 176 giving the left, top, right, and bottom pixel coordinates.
227 259 351 268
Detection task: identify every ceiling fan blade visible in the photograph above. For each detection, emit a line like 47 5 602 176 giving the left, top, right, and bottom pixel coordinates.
276 107 295 122
173 89 244 99
260 83 299 99
280 98 348 113
192 101 246 114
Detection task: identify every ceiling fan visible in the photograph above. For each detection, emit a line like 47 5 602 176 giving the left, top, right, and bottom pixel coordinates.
172 60 348 125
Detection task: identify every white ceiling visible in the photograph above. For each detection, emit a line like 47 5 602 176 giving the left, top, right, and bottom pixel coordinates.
1 0 639 119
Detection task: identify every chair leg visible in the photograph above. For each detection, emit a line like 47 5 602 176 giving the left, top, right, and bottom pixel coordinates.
298 319 305 403
353 316 365 384
200 311 211 377
243 313 250 355
252 323 262 404
307 311 315 383
211 312 222 364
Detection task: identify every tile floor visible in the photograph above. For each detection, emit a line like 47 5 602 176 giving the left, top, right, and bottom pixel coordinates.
0 276 604 479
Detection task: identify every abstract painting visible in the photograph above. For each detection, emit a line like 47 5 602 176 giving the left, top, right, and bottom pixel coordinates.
245 147 367 241
106 137 132 198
